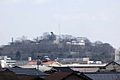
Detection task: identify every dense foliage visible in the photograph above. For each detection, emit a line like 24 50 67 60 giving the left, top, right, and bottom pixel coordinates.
0 32 115 62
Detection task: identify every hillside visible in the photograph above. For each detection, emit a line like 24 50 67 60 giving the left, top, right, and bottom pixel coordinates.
0 32 115 62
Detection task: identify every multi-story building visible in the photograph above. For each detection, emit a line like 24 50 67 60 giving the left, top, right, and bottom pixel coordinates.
0 56 16 68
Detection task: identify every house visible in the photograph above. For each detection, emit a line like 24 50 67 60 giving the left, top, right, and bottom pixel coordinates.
61 63 106 72
71 67 99 72
7 66 48 78
98 61 120 72
42 61 62 67
0 69 18 80
52 67 74 72
20 60 52 72
45 67 74 74
0 56 16 68
85 72 120 80
70 64 105 72
0 68 45 80
17 75 45 80
45 72 92 80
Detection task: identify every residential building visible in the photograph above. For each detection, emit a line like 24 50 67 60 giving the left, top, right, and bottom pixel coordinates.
0 56 16 68
0 69 18 80
7 66 48 78
45 72 92 80
98 61 120 72
85 72 120 80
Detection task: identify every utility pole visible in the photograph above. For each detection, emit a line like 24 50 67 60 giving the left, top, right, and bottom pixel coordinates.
36 56 42 70
11 37 14 44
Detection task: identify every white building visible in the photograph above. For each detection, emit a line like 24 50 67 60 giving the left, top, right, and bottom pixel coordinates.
0 56 16 68
115 48 120 61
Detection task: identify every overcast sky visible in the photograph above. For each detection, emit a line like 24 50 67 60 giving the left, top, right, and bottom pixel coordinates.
0 0 120 48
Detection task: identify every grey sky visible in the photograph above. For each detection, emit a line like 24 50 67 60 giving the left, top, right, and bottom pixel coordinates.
0 0 120 48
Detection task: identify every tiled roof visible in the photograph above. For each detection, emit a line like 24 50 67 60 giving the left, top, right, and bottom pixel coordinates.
0 71 18 80
42 61 61 66
45 72 92 80
45 72 72 80
8 67 47 77
52 67 74 72
98 61 120 72
105 61 120 67
85 72 120 80
27 60 37 65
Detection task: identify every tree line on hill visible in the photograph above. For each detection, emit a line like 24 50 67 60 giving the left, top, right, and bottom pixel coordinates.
0 32 115 62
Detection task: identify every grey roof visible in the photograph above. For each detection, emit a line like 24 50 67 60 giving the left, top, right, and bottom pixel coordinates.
85 72 120 80
98 61 120 72
52 67 74 72
105 61 120 67
8 66 47 77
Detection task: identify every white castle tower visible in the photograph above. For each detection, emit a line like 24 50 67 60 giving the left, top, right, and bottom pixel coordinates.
115 48 120 61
